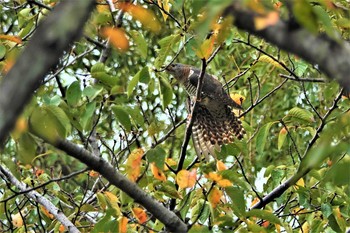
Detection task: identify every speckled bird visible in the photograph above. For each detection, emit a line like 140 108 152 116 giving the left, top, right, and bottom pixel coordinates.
166 63 245 160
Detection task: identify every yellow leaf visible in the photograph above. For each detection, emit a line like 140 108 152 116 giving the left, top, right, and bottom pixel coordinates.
118 216 128 233
216 160 228 171
217 179 232 187
118 3 161 33
208 187 222 208
176 169 197 189
157 0 170 21
11 116 28 140
250 197 260 207
132 207 147 224
126 148 144 182
258 55 284 69
194 38 214 60
100 27 129 52
0 34 22 44
254 11 279 30
294 178 304 190
104 191 121 215
151 162 166 181
11 212 23 227
164 158 177 171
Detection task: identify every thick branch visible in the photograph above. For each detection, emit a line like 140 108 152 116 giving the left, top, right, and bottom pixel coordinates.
0 0 95 145
54 139 187 232
224 2 350 91
0 165 80 233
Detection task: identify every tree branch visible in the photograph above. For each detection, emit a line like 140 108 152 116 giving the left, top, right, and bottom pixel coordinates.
0 0 96 145
224 1 350 91
0 165 80 233
52 138 188 232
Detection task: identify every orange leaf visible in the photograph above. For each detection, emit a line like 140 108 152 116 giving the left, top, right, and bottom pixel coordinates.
118 3 161 33
230 93 245 106
206 172 221 182
89 170 99 177
216 160 228 171
208 187 222 208
254 11 279 30
132 207 147 224
126 148 144 182
262 220 270 228
100 27 129 52
251 197 260 207
59 224 65 233
40 206 54 219
0 34 22 44
176 169 197 189
118 216 128 233
151 162 166 181
35 169 44 177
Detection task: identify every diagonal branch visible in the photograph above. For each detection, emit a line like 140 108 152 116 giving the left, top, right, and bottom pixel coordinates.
0 165 80 233
0 0 96 146
224 1 350 91
53 138 188 232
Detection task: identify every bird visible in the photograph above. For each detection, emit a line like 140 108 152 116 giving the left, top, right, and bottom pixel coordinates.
165 63 245 160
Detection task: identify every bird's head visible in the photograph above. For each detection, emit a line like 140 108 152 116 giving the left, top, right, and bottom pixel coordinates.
165 63 190 83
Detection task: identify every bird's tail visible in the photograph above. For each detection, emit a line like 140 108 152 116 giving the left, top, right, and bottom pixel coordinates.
192 105 245 161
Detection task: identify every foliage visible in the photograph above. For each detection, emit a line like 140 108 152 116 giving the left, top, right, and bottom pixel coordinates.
0 0 349 232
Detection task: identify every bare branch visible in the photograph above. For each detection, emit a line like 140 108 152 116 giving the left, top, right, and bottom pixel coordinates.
0 165 80 233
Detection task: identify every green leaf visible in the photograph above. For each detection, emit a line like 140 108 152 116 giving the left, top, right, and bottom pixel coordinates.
91 62 118 87
127 66 150 97
83 85 103 101
159 76 173 109
256 122 275 154
112 105 132 131
293 0 318 33
225 186 246 218
130 30 148 59
188 225 210 233
323 155 350 186
29 106 71 142
154 34 181 69
285 107 315 124
80 102 96 131
17 133 37 164
0 44 6 59
278 127 287 150
245 209 281 225
146 146 166 170
66 81 82 106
